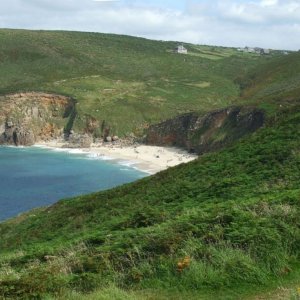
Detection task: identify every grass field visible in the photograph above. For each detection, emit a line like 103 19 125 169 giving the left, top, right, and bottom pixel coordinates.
0 29 276 136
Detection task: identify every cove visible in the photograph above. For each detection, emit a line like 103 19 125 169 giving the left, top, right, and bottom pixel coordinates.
0 146 146 221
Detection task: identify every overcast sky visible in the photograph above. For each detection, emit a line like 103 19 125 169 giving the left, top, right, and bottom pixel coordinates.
1 0 299 50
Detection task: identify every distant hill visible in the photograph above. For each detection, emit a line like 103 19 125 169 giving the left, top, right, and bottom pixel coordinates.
0 29 272 136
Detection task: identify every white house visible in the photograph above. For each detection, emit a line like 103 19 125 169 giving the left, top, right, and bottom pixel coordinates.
175 45 188 54
239 46 270 55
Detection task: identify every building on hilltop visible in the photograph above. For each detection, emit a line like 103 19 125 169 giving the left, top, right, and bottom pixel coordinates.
262 48 270 55
255 47 270 55
243 46 256 53
238 46 270 55
175 45 188 54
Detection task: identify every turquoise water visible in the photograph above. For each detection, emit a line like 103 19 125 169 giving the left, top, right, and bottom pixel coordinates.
0 146 146 221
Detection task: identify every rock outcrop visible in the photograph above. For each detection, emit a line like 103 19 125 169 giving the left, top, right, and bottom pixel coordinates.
0 93 265 153
146 106 265 154
0 122 35 146
0 93 77 146
67 133 93 148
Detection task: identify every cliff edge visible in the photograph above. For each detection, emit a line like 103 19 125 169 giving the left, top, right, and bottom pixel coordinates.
0 93 76 146
146 106 265 154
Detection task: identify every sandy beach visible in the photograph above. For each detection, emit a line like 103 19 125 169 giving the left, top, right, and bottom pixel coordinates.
35 140 198 174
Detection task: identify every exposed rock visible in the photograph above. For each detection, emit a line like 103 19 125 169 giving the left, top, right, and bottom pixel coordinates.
146 106 264 154
105 136 112 142
68 133 93 148
112 135 119 141
0 123 35 146
39 123 62 140
86 116 100 134
0 93 76 146
102 123 110 141
0 123 5 135
13 128 35 146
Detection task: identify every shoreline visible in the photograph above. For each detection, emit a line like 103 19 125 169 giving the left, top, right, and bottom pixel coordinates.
34 140 198 174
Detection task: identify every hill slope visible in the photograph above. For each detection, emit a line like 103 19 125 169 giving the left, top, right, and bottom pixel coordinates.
0 106 299 299
0 30 300 299
237 51 300 112
0 29 270 137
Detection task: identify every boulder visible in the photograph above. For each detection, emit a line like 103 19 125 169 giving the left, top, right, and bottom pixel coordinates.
68 133 93 148
80 134 93 148
14 128 35 146
105 136 112 142
0 125 35 146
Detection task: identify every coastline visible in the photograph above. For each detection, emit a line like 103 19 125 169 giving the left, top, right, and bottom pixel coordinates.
34 140 198 175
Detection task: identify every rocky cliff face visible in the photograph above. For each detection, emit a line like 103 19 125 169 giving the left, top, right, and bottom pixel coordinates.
0 93 76 146
146 106 265 154
0 94 265 152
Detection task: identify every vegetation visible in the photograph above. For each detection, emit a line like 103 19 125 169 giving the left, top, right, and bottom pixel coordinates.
0 106 299 299
236 51 300 112
0 29 274 136
0 29 300 299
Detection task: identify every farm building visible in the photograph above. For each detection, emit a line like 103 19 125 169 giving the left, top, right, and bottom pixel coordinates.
175 45 188 54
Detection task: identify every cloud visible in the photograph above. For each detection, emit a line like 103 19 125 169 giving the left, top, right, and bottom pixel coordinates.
0 0 299 50
261 0 278 7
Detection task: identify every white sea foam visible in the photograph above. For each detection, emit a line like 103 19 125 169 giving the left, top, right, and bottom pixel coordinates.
67 149 87 155
87 153 98 158
99 155 114 161
84 153 115 161
3 145 29 149
118 160 138 167
33 144 53 149
116 160 154 175
34 144 119 163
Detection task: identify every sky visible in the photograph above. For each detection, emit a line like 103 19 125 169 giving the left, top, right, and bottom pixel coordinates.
0 0 300 50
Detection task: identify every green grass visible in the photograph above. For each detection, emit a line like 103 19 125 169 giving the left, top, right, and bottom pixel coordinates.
0 106 299 299
236 51 300 112
0 29 272 136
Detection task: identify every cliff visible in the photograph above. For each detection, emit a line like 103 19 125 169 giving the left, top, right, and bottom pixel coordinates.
0 94 264 151
146 106 265 154
0 93 76 146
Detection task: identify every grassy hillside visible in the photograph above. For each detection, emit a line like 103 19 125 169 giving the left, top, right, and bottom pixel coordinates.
0 106 299 299
236 51 300 112
0 29 272 136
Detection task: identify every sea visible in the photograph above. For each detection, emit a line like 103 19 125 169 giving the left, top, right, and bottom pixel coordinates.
0 146 147 221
